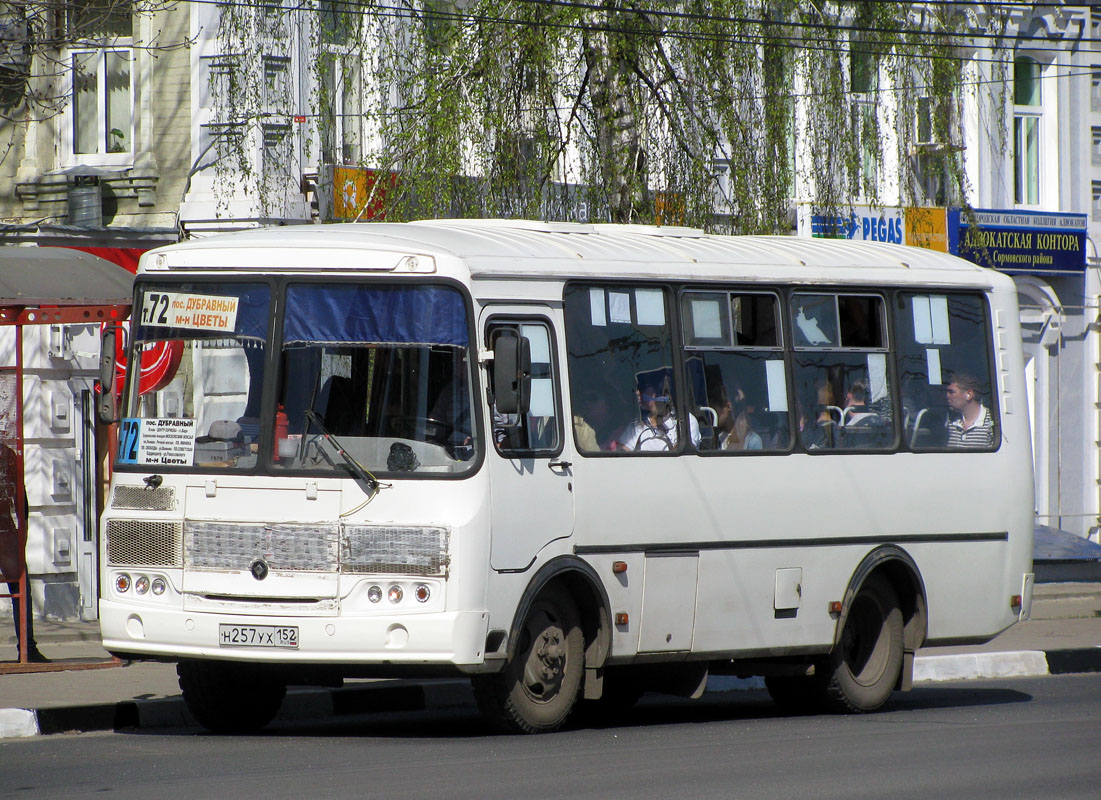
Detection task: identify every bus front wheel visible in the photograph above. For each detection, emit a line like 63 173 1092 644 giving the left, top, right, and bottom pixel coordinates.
177 660 287 734
472 586 584 734
823 573 904 713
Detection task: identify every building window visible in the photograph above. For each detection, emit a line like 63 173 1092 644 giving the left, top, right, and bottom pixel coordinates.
204 54 240 111
70 48 132 157
849 13 878 200
320 0 355 46
262 123 291 178
199 121 245 164
321 54 362 165
854 99 877 197
1093 127 1101 167
262 55 290 110
261 0 286 36
1093 65 1101 113
1013 56 1042 207
1093 181 1101 221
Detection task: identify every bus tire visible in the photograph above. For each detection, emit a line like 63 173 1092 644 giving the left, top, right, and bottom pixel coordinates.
472 586 584 734
177 660 286 734
823 573 904 713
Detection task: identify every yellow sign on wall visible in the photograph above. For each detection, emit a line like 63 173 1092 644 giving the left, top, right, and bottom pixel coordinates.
332 167 396 221
904 207 948 252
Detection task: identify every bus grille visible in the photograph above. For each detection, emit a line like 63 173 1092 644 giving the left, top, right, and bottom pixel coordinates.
106 520 183 567
185 521 340 572
342 526 449 576
111 485 176 511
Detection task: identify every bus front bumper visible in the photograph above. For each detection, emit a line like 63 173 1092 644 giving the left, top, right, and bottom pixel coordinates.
99 600 490 667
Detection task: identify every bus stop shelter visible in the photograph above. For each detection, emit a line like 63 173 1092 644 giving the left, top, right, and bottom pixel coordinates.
1 247 131 671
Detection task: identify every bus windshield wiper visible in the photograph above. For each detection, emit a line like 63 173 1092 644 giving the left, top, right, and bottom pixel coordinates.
303 409 380 492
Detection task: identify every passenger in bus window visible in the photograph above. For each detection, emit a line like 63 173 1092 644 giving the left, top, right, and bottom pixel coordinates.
800 381 838 450
573 385 613 452
842 381 876 426
717 385 762 451
616 374 700 452
945 373 994 448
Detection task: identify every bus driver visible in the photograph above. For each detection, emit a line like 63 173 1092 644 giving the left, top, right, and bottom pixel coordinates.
616 373 701 452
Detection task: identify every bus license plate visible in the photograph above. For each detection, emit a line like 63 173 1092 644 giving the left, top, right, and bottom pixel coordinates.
218 624 299 649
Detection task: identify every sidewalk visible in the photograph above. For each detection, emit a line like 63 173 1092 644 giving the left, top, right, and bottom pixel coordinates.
2 582 1099 739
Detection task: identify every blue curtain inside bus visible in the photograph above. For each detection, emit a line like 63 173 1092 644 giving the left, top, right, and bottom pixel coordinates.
283 285 468 347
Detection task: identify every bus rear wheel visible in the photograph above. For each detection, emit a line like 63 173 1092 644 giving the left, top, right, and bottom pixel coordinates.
823 574 903 713
473 586 584 734
177 660 287 734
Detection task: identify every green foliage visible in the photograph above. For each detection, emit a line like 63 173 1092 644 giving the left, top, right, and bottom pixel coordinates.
213 1 1011 230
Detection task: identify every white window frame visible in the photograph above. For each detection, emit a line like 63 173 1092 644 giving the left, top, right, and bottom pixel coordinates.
321 47 363 166
853 97 878 200
62 44 135 167
1012 55 1043 209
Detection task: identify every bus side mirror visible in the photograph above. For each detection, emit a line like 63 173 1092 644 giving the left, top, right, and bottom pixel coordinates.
492 333 531 415
97 323 118 424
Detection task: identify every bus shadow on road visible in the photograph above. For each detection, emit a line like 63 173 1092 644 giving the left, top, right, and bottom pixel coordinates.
122 684 1034 740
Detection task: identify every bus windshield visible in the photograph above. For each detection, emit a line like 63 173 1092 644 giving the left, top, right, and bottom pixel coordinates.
273 283 477 475
119 281 270 471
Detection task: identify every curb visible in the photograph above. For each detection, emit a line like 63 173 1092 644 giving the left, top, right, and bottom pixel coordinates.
3 649 1100 739
0 679 473 739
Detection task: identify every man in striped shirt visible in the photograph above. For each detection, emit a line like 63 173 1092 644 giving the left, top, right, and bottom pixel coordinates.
945 373 994 448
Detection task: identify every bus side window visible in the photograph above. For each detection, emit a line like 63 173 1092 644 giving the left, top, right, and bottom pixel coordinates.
682 290 791 452
564 284 685 453
895 293 998 451
486 321 561 455
791 293 895 451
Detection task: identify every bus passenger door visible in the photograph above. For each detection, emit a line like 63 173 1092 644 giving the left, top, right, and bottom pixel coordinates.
483 310 575 571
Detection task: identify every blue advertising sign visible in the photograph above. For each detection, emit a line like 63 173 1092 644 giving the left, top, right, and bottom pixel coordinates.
949 208 1087 274
799 205 905 244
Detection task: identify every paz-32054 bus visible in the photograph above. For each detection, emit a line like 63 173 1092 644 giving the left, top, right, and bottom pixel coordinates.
99 220 1033 733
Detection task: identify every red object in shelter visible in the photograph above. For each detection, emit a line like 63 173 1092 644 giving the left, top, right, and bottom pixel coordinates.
108 323 184 395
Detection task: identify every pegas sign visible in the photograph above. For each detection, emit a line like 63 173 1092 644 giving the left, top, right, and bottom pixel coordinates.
800 205 905 244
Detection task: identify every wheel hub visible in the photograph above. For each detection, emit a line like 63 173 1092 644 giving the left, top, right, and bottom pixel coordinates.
522 623 566 700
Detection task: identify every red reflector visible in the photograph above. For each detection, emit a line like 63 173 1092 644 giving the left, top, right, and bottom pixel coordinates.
614 612 629 625
828 601 843 615
1010 594 1022 609
612 561 628 574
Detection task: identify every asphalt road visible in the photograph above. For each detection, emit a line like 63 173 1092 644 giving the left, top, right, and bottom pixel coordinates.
2 675 1099 800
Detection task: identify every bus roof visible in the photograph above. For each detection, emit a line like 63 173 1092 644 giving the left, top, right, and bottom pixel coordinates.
139 219 1006 290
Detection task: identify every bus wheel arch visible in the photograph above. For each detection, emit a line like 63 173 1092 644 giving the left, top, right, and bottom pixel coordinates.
474 557 611 733
825 546 928 711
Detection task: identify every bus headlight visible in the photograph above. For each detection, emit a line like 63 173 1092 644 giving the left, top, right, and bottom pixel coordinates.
414 584 431 603
134 575 150 595
151 578 167 596
368 585 382 603
115 573 131 593
388 585 403 604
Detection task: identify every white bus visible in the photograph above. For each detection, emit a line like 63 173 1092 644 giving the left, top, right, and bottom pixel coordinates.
99 220 1034 733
